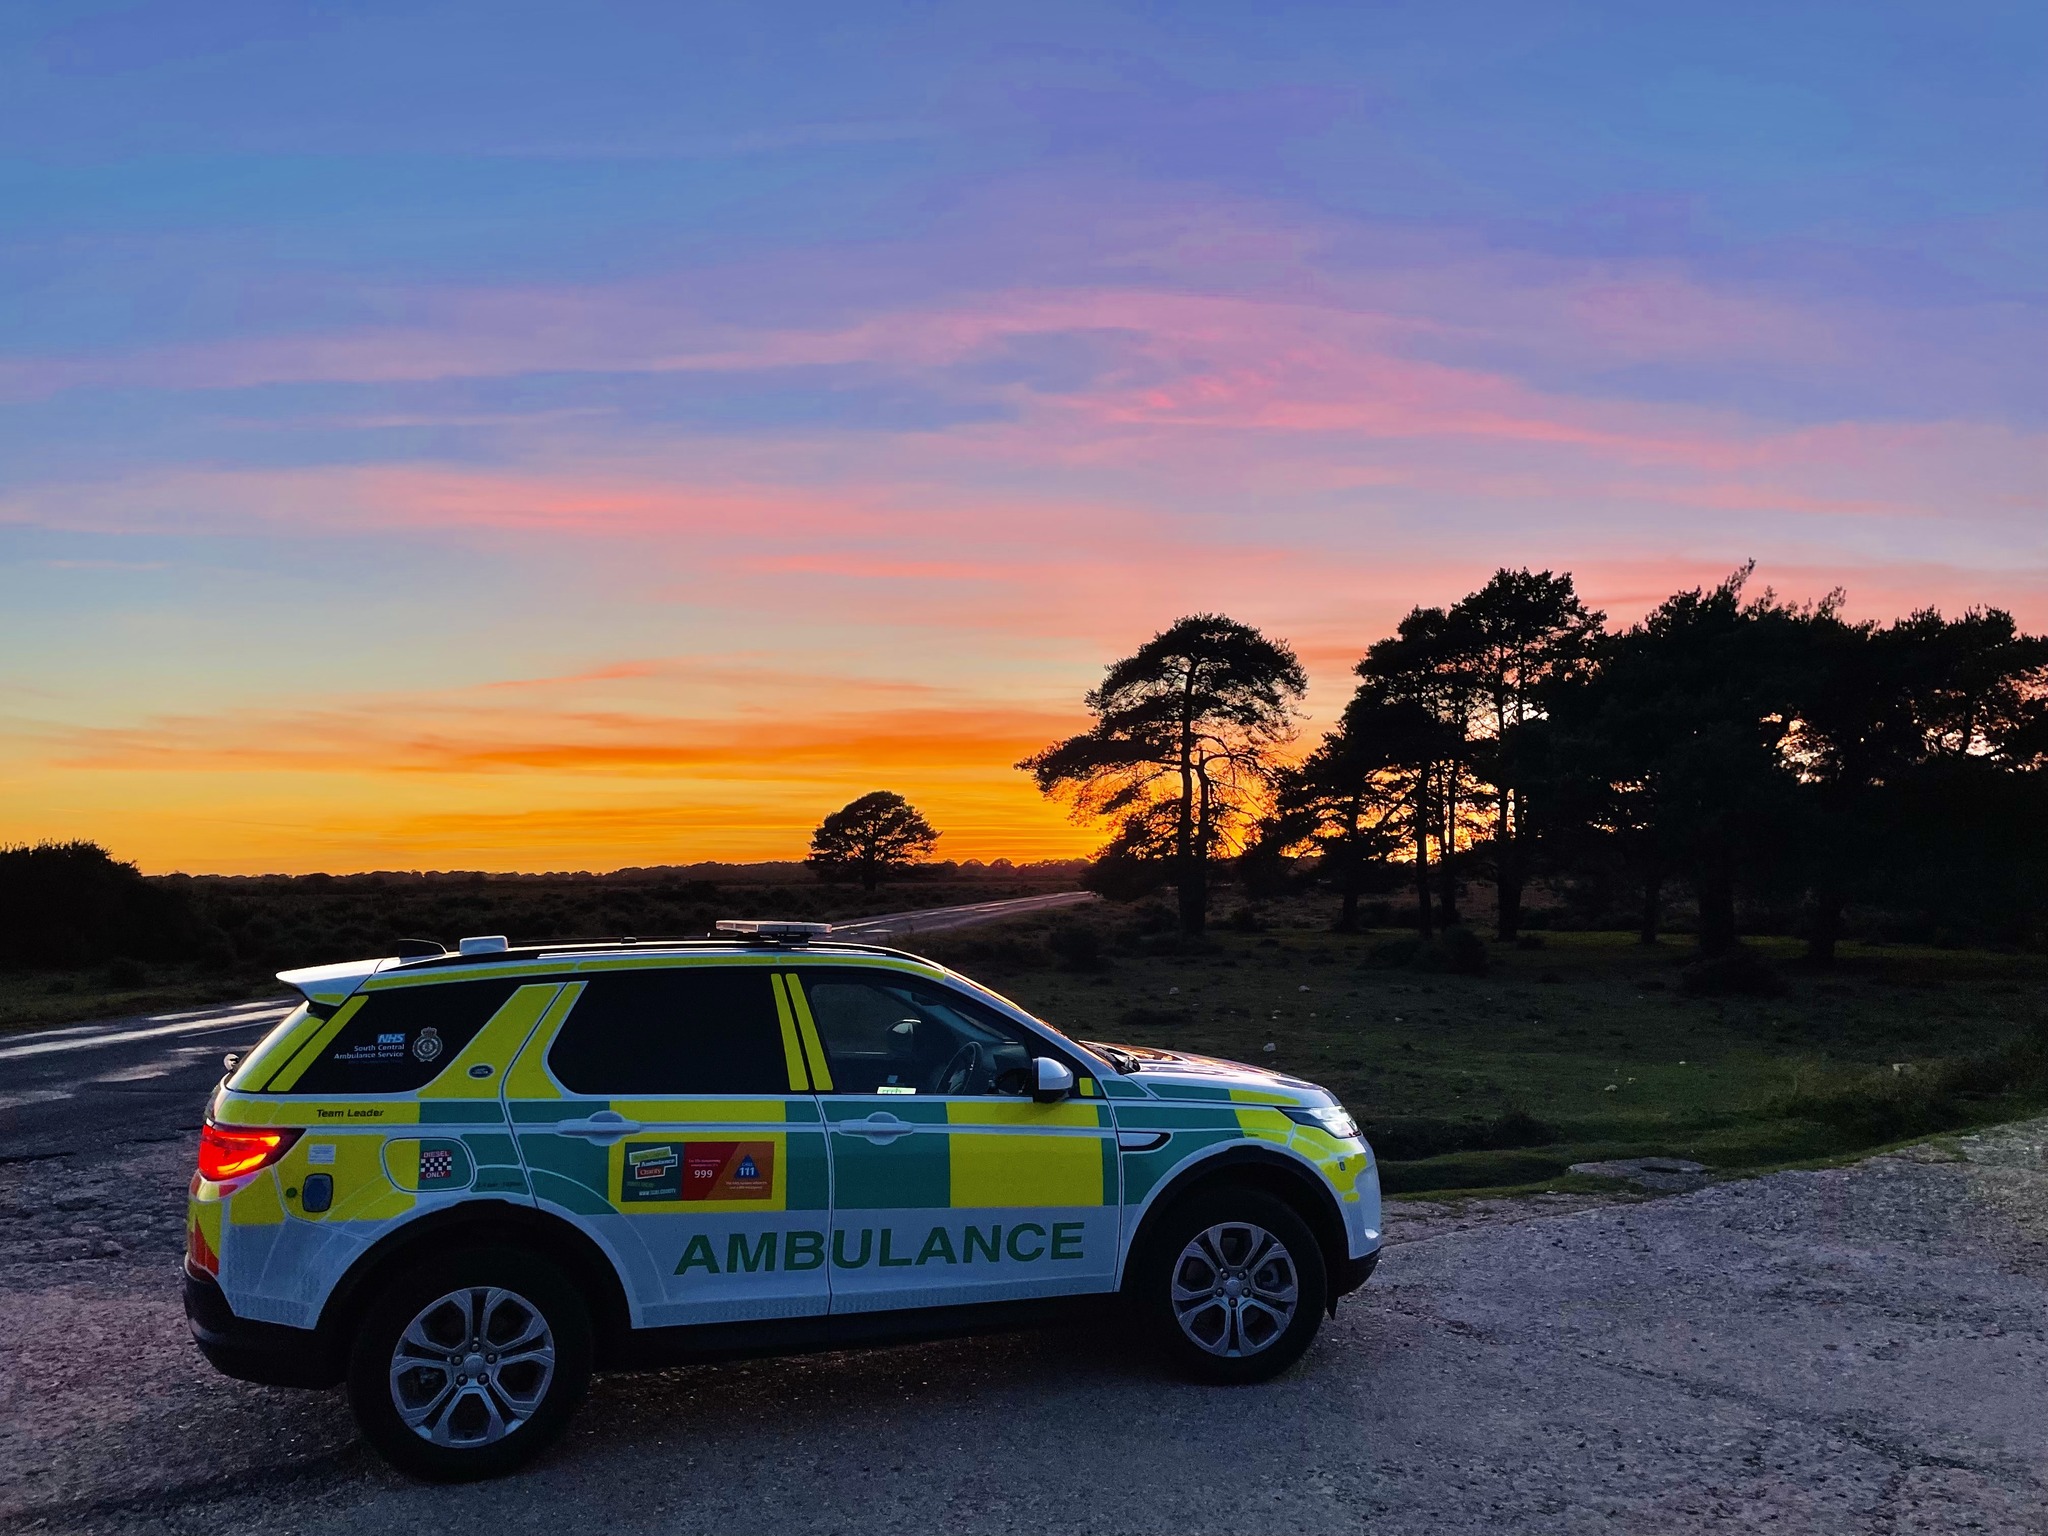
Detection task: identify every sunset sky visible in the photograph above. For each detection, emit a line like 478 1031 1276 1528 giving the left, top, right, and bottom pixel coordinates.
3 2 2043 873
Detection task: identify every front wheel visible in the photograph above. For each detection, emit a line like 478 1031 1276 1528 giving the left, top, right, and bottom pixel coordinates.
1132 1185 1328 1384
345 1246 592 1481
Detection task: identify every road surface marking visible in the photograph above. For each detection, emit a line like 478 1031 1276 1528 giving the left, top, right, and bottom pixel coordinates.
0 1008 294 1063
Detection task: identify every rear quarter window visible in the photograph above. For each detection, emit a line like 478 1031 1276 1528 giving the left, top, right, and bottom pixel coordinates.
287 979 524 1095
547 965 787 1095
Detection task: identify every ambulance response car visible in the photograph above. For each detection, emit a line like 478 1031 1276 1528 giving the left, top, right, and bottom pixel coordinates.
186 923 1382 1479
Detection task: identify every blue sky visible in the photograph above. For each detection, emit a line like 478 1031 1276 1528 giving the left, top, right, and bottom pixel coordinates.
1 1 2041 870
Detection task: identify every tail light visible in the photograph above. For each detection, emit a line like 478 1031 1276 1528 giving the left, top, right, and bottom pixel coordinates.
198 1122 301 1182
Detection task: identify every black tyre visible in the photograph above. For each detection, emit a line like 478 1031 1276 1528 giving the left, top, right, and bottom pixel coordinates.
1131 1184 1328 1384
345 1246 592 1481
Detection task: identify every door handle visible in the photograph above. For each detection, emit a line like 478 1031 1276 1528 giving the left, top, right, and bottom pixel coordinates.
835 1113 917 1144
556 1111 643 1144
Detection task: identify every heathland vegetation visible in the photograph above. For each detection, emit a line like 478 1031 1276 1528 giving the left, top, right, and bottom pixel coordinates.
918 897 2048 1194
0 842 1080 1027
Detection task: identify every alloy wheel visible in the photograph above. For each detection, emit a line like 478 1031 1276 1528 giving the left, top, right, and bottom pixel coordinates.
1169 1221 1300 1358
388 1286 557 1447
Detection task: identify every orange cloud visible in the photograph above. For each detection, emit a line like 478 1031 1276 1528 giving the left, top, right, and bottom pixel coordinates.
9 661 1102 872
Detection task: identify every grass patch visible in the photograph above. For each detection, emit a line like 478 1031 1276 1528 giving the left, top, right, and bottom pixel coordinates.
922 898 2048 1197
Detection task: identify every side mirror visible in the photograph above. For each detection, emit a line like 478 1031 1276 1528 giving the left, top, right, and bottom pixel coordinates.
222 1052 241 1073
1031 1057 1076 1103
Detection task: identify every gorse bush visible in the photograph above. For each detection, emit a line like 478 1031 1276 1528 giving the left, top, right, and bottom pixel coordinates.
1362 926 1487 975
1046 922 1107 972
1680 948 1786 997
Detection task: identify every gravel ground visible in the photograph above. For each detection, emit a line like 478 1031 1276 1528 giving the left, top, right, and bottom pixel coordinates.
2 1122 2044 1535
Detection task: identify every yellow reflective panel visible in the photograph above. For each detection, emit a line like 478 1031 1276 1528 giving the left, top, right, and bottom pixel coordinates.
770 975 811 1091
272 1133 413 1224
949 1125 1105 1208
261 994 369 1092
212 1094 422 1128
502 981 586 1101
781 976 834 1092
418 983 563 1100
946 1100 1102 1130
223 1168 285 1228
1233 1104 1294 1147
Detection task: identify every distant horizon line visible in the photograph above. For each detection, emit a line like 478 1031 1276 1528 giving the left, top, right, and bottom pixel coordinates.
141 854 1096 882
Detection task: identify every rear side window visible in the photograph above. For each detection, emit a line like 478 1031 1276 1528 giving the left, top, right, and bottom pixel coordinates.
289 980 523 1095
547 966 788 1095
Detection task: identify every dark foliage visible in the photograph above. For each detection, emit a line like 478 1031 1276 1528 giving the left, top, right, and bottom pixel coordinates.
807 791 940 891
1362 925 1488 975
0 842 212 967
1265 565 2048 959
1022 614 1306 936
1679 948 1787 997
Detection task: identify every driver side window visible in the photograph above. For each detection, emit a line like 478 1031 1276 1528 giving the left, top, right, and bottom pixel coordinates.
795 969 1037 1097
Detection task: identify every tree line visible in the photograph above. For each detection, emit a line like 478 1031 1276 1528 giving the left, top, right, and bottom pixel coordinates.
1023 568 2048 958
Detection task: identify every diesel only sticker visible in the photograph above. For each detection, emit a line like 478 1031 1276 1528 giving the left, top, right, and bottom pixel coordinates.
621 1141 774 1203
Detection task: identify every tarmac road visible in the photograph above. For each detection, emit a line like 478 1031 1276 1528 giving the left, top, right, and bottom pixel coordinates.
2 1125 2043 1534
0 1000 299 1164
827 890 1097 939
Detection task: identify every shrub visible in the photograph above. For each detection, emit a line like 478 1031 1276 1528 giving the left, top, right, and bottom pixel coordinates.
1046 923 1106 973
0 841 201 968
1364 937 1422 969
105 956 148 988
1362 928 1487 975
1428 926 1489 975
1680 947 1785 996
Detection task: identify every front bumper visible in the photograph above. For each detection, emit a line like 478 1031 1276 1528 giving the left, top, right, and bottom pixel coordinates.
1331 1246 1381 1301
184 1268 340 1389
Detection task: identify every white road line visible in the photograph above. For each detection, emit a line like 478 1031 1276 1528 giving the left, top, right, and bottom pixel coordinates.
0 1088 74 1111
0 1009 294 1063
1 1000 285 1051
146 999 292 1023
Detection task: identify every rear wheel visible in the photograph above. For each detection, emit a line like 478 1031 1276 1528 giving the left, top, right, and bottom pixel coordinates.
345 1246 591 1481
1132 1185 1327 1384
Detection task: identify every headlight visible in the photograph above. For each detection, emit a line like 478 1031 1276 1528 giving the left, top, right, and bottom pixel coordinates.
1283 1105 1359 1140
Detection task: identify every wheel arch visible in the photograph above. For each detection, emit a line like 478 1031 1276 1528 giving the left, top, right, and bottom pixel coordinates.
1120 1142 1350 1291
314 1200 633 1373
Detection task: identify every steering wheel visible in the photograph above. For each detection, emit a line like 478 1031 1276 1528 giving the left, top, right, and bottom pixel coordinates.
935 1040 988 1096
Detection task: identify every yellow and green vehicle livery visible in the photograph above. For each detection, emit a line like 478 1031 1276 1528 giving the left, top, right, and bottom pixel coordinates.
186 924 1382 1479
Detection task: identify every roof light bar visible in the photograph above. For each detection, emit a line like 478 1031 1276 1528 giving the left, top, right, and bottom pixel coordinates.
457 935 509 955
714 920 834 942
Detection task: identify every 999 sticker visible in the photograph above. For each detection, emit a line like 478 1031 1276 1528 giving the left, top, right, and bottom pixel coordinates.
621 1140 774 1203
